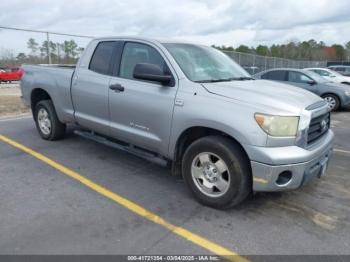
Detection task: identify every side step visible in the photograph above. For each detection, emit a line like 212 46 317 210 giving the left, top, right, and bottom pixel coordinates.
74 130 168 167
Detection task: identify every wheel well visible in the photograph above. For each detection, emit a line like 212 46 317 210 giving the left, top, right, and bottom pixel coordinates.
171 126 250 176
31 88 51 112
321 93 340 104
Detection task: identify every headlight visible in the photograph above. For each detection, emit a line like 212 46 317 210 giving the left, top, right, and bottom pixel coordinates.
345 91 350 96
255 113 299 137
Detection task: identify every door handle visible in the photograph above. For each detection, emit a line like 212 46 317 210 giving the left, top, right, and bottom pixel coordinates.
109 83 125 92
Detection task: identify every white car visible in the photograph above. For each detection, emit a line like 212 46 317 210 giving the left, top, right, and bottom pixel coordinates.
306 68 350 85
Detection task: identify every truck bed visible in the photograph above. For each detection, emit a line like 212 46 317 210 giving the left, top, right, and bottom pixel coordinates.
20 64 76 123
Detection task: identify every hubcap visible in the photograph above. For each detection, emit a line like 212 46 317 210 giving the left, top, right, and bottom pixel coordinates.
324 96 336 110
37 108 51 135
191 152 230 198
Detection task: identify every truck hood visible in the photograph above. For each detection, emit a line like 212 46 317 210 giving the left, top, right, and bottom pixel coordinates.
201 79 322 115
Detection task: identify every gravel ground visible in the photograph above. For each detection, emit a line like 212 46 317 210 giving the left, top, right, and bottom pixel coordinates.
0 83 30 118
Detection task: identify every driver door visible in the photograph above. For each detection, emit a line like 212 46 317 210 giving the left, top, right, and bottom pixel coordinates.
108 41 177 155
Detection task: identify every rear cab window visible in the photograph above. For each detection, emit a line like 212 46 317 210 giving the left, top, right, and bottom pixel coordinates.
89 41 116 75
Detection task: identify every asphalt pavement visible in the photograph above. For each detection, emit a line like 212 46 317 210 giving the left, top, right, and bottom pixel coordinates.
0 110 349 258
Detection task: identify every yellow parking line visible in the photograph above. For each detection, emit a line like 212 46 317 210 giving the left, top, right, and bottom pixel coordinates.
0 134 249 262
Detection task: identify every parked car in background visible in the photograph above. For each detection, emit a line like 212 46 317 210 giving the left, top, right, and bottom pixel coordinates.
254 68 350 111
0 67 24 83
328 65 350 77
305 68 350 85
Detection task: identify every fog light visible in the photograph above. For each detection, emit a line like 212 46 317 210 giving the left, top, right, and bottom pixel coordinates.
276 171 293 186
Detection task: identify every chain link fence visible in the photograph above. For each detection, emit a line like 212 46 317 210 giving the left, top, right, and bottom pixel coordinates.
0 26 328 74
223 51 327 75
0 26 92 67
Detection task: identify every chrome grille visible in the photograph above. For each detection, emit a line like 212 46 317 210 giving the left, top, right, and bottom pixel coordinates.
307 112 330 145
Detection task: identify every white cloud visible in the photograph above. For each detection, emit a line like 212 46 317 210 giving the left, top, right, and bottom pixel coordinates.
0 0 350 53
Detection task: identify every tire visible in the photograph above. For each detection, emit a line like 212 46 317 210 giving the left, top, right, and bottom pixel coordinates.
182 136 251 209
322 94 340 111
34 100 66 140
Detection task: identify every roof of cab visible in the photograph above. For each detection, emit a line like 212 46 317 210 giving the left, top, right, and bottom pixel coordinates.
92 36 203 45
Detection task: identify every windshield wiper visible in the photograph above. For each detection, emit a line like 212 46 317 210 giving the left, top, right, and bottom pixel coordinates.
195 77 254 83
230 77 255 81
195 79 231 83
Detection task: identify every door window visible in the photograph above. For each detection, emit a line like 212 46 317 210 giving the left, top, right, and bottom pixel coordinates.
119 42 168 80
335 67 345 72
315 70 330 76
261 70 286 81
288 71 312 83
89 41 115 75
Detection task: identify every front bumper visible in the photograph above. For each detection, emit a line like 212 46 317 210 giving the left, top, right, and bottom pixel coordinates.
248 130 334 191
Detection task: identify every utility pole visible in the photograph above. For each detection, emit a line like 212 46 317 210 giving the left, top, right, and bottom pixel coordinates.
46 32 52 64
57 43 60 64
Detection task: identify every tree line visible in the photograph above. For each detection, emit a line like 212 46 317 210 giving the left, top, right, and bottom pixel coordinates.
1 38 350 67
0 38 85 67
212 39 350 61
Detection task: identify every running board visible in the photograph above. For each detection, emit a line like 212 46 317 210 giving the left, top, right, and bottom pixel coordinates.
74 130 168 167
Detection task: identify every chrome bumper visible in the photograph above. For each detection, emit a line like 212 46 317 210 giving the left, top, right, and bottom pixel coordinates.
249 131 334 192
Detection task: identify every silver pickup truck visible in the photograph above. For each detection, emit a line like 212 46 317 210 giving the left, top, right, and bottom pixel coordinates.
21 37 334 208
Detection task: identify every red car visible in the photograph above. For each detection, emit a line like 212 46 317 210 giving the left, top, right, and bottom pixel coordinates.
0 67 24 83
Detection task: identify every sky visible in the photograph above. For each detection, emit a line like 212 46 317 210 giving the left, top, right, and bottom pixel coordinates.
1 0 350 54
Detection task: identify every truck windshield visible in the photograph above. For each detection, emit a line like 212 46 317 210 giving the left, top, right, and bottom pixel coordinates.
163 43 251 83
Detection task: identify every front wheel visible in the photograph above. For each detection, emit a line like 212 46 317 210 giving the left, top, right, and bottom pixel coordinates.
34 100 66 140
322 94 340 111
182 136 251 209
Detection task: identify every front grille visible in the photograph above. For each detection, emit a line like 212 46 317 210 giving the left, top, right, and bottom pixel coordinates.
307 112 330 145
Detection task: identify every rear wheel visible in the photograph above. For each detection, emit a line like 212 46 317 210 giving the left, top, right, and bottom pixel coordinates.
34 100 66 140
323 94 340 111
182 136 251 209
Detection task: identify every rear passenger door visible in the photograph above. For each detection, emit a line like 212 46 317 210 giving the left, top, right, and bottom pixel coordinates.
72 41 120 136
108 41 177 155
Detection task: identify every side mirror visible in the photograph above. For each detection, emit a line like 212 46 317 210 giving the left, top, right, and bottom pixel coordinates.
307 80 316 85
133 63 172 85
